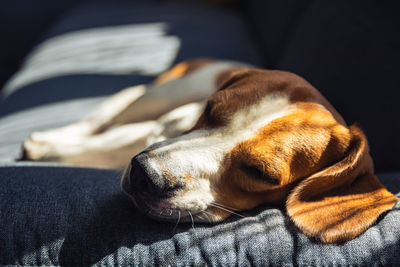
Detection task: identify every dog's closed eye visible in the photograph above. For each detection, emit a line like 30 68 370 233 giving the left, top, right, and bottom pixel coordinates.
240 164 280 185
203 102 213 124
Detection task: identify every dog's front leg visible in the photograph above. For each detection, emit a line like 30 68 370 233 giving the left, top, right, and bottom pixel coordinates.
29 84 148 143
24 120 158 168
23 101 204 168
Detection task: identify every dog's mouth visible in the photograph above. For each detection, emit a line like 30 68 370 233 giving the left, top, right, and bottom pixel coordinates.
121 174 206 223
126 190 210 223
120 165 241 224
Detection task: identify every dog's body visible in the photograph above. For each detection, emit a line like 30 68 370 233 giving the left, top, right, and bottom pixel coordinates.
23 59 398 243
23 59 248 168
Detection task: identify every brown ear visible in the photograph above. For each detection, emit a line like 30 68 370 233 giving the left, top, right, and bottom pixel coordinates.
286 125 398 243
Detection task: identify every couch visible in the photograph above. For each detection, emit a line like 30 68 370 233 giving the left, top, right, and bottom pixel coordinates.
1 0 399 265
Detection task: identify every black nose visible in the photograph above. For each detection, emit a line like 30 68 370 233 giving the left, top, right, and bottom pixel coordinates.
130 153 169 196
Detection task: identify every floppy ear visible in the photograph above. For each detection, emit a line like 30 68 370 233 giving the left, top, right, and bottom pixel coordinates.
286 125 398 243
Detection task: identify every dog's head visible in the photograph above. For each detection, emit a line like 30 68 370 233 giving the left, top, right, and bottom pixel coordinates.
121 69 398 243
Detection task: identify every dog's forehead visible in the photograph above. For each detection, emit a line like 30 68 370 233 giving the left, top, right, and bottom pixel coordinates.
197 68 347 129
220 94 294 134
198 69 316 127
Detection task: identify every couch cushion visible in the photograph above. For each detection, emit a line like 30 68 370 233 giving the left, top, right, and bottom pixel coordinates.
0 163 399 266
244 0 310 67
278 1 400 173
0 1 264 116
245 0 400 172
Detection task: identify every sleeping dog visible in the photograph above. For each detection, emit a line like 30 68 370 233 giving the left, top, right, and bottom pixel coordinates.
23 59 398 243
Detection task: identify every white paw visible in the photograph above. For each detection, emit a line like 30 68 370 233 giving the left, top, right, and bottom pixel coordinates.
23 138 55 160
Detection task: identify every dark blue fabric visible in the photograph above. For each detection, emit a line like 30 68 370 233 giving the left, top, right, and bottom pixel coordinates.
244 0 309 67
276 1 400 173
245 0 400 172
0 1 264 116
1 163 399 266
0 0 85 88
1 75 153 117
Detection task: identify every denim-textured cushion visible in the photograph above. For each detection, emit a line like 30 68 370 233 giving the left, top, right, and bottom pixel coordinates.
0 163 399 266
0 1 264 116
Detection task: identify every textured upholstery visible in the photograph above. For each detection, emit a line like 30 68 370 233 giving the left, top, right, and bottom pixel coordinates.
0 164 399 266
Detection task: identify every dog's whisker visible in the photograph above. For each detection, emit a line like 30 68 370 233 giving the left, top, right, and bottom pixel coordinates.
213 202 250 217
208 203 245 218
201 210 215 223
200 213 211 223
188 210 195 230
172 210 181 233
212 202 240 211
193 213 204 222
201 213 209 222
210 202 240 213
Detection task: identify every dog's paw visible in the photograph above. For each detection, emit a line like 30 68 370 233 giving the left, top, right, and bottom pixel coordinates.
23 138 55 160
23 132 86 161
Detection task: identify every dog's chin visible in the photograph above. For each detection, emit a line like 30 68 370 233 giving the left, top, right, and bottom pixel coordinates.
121 185 218 224
127 191 213 223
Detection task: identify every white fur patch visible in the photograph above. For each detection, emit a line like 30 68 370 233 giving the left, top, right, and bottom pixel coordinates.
169 179 213 211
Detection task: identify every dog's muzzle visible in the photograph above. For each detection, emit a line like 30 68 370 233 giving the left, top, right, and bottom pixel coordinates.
121 152 186 219
126 153 179 196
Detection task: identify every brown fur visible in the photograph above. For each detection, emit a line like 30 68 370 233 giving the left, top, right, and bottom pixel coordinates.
192 69 346 129
154 58 215 85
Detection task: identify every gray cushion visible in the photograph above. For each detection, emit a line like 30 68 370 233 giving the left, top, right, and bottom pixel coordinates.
0 163 399 266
